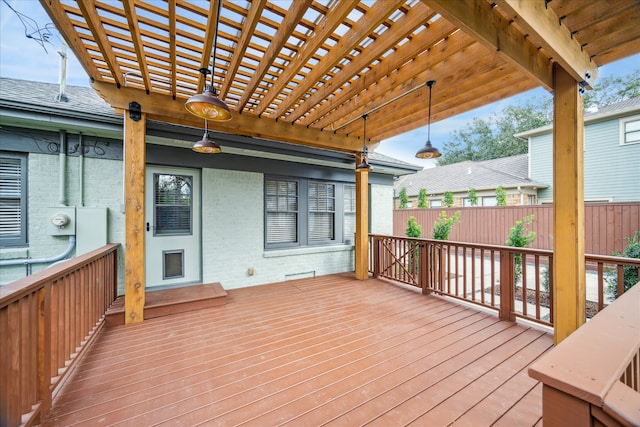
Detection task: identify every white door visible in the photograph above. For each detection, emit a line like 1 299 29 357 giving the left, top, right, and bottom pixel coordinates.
145 165 201 288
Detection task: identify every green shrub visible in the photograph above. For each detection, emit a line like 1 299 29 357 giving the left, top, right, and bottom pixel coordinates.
405 216 422 238
496 186 507 206
418 188 428 208
506 215 536 283
398 187 409 209
443 191 454 208
606 231 640 299
432 211 461 240
468 188 478 206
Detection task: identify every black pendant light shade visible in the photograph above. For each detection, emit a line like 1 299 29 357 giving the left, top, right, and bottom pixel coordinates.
356 114 372 172
415 80 441 159
185 0 231 121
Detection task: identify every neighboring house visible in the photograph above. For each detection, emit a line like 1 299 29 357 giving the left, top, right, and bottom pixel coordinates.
393 154 547 208
0 78 419 288
518 96 640 203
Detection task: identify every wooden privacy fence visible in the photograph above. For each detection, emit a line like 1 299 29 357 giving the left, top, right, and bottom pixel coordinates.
393 202 640 255
0 244 119 427
369 235 640 328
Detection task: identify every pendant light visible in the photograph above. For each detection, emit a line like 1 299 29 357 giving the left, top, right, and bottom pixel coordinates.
184 0 231 121
355 114 372 172
192 120 221 153
415 80 441 159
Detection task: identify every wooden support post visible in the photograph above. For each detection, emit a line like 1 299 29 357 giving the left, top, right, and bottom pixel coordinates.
354 158 369 280
552 63 586 344
499 250 516 322
124 106 146 324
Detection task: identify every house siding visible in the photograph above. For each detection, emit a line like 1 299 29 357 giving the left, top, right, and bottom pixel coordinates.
531 116 640 202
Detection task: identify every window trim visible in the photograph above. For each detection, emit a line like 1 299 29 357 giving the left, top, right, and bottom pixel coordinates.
0 152 28 247
620 114 640 146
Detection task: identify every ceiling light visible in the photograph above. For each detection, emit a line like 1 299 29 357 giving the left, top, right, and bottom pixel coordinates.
415 80 441 159
184 0 231 121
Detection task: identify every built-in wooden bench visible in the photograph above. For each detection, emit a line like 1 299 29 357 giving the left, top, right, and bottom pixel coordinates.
105 282 227 326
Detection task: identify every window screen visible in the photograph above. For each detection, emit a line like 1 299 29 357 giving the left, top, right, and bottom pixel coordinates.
623 119 640 144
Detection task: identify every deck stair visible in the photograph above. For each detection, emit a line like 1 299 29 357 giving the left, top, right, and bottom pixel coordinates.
105 282 226 326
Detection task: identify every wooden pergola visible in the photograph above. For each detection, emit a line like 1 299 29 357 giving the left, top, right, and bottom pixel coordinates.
41 0 640 342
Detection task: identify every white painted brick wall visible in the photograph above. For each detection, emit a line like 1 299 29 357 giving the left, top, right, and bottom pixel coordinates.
3 155 392 291
0 154 126 288
201 169 355 289
371 183 393 235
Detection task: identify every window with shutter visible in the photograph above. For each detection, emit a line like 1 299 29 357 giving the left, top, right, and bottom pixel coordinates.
265 177 354 249
344 184 355 243
265 178 298 245
0 153 27 246
309 182 335 242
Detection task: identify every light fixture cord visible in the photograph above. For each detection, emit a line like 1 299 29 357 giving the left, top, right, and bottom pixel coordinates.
210 0 223 92
427 83 432 142
362 113 368 155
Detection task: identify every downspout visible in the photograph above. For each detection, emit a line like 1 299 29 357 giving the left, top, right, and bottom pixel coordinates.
79 132 84 207
59 130 67 206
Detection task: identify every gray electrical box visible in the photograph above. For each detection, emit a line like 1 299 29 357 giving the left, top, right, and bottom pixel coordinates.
76 208 108 255
48 207 76 236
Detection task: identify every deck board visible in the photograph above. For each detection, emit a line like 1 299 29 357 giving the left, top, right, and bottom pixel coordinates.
42 273 552 426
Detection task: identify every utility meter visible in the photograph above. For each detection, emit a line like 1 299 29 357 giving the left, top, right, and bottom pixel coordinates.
51 213 71 229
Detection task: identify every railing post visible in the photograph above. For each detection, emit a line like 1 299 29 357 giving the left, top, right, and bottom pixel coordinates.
373 236 380 278
37 285 52 420
420 242 429 295
500 250 516 322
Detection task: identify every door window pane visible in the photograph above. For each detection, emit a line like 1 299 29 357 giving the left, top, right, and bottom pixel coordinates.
154 174 193 235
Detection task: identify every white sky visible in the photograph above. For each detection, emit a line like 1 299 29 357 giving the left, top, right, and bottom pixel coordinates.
1 0 639 168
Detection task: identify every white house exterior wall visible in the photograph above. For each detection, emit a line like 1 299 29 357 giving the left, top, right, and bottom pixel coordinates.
2 155 397 291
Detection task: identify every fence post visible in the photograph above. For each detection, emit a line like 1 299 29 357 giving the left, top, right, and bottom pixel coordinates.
500 250 516 322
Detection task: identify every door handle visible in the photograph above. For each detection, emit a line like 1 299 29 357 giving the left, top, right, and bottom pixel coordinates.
146 222 150 231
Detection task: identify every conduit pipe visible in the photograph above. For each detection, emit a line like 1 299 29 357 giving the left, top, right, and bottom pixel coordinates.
0 235 76 275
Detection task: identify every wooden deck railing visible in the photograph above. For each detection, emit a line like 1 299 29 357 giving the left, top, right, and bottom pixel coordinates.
529 282 640 427
369 235 640 326
0 244 119 427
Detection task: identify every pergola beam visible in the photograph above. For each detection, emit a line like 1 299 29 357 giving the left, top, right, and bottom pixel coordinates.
91 81 363 153
422 0 554 91
495 0 598 87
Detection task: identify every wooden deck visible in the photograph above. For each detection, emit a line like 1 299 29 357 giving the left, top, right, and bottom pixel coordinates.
42 273 553 426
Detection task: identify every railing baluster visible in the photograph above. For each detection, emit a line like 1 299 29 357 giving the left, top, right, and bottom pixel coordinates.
1 244 119 426
367 235 639 329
